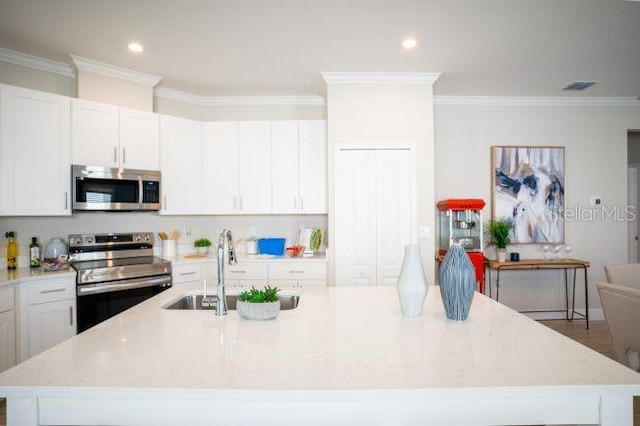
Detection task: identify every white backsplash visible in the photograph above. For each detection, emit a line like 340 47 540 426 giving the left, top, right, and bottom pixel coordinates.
0 213 327 267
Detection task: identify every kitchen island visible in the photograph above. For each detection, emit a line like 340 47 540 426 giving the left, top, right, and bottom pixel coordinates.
0 285 639 426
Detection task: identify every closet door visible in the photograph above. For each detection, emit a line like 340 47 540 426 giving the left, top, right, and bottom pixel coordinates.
334 148 414 287
335 150 377 286
376 150 414 286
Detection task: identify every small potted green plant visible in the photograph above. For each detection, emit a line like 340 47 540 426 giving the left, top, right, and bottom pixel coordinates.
485 216 514 262
194 237 212 255
236 285 281 320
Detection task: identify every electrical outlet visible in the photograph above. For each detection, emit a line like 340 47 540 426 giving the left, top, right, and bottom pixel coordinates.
184 225 192 236
589 196 603 207
418 226 431 239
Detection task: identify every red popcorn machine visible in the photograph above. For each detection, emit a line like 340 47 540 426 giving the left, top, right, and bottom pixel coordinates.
437 199 486 293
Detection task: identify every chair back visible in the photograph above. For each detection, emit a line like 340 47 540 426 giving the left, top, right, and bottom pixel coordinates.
604 263 640 290
596 282 640 372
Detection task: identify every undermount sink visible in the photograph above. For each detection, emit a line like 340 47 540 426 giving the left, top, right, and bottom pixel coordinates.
162 293 300 311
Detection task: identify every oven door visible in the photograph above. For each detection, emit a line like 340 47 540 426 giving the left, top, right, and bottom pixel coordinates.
77 275 171 333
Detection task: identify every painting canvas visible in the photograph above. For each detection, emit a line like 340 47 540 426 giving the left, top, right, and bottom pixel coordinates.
491 146 565 244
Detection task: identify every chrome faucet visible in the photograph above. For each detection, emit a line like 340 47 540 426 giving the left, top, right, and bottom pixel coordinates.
215 228 237 316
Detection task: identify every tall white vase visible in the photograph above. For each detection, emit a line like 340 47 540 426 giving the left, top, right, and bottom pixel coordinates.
396 245 428 317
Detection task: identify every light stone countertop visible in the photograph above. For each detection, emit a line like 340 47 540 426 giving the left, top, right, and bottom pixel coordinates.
1 285 639 425
164 252 327 265
0 266 75 288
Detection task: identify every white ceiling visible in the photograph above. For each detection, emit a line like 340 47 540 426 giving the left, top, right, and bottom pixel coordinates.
1 0 639 98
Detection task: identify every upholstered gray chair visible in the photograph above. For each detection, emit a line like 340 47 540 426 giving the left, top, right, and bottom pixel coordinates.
597 280 640 372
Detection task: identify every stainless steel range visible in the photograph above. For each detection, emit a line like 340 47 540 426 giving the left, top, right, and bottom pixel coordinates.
69 232 172 332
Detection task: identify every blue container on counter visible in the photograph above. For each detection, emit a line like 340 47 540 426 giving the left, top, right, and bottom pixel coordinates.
257 238 286 255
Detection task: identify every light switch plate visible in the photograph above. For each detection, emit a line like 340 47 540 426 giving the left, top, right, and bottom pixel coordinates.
418 226 431 239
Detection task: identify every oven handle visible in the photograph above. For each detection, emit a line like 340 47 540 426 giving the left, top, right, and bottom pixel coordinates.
77 275 172 296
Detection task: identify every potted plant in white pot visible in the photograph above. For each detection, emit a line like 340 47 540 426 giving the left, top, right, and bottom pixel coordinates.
236 286 281 320
486 217 514 262
194 237 212 255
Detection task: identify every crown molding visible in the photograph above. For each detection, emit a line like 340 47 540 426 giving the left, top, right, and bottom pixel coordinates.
321 72 440 85
0 47 74 78
70 54 162 87
155 87 325 107
434 96 640 107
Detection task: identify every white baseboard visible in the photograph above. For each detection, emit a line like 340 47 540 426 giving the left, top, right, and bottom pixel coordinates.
524 309 604 322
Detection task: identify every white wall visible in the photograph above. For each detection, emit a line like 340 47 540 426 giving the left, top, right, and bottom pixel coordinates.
325 82 435 284
435 103 640 313
0 61 75 97
77 70 154 111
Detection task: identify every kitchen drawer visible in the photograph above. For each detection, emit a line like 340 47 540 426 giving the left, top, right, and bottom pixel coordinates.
27 277 76 304
225 263 268 280
0 286 15 312
269 262 327 280
172 263 203 284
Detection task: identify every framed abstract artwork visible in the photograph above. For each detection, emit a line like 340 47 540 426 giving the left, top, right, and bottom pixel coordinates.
491 146 565 244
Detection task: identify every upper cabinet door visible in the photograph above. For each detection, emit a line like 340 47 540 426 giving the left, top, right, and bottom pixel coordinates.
119 108 160 170
298 121 327 214
271 121 299 214
159 115 203 215
0 85 71 216
203 122 240 214
238 122 272 214
71 99 119 168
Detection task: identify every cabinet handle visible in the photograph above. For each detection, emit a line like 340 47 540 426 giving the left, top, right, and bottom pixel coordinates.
180 271 197 276
40 288 66 294
289 270 305 274
163 196 167 210
122 146 126 164
233 197 237 210
69 305 73 326
300 196 304 212
230 270 246 274
64 192 68 210
114 146 118 163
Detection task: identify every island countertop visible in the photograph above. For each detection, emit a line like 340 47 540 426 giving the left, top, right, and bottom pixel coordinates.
1 285 639 425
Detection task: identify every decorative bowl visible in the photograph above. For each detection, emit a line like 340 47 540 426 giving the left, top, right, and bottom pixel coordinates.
236 300 280 320
285 245 305 257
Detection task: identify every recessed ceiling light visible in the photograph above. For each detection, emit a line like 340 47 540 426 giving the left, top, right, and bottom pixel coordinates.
402 37 417 50
128 42 144 53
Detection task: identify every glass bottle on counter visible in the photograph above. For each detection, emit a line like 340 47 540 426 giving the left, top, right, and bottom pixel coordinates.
30 237 41 268
5 231 17 270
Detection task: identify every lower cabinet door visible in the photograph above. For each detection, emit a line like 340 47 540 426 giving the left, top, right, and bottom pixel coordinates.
0 309 16 372
28 299 76 358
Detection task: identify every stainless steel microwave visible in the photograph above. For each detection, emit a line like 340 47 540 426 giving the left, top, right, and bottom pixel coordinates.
72 165 161 212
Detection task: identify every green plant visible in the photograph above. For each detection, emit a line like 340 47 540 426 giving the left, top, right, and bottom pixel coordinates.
485 217 514 249
194 238 212 248
238 286 280 303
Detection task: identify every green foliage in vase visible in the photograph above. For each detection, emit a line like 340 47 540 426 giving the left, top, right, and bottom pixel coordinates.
194 238 212 248
485 217 514 249
238 286 280 303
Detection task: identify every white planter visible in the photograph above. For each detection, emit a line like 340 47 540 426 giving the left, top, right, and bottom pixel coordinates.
496 248 507 263
236 300 280 320
196 247 209 255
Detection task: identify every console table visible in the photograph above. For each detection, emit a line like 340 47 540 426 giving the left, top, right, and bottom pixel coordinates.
486 258 590 328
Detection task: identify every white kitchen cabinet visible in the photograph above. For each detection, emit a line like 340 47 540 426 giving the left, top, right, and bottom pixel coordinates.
0 84 71 216
272 121 326 214
203 121 272 214
0 286 16 373
335 148 415 287
160 115 203 215
268 262 327 289
225 263 269 290
172 262 216 286
20 276 76 361
71 98 160 170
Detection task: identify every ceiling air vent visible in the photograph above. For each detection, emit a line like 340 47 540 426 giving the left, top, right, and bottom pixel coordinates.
562 81 598 91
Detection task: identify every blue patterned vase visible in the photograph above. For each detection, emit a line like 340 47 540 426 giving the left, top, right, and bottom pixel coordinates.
438 245 476 321
396 245 428 317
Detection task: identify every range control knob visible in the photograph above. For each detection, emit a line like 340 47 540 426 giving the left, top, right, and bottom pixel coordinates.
85 236 94 244
71 236 83 246
134 234 141 242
